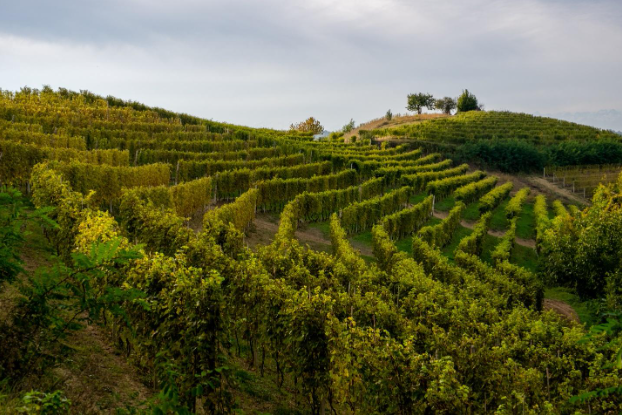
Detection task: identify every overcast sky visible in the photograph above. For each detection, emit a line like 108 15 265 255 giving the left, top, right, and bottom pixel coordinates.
1 0 621 131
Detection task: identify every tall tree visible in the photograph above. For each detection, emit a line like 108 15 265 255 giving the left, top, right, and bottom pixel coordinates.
456 89 480 112
406 93 435 114
290 117 324 134
435 97 457 115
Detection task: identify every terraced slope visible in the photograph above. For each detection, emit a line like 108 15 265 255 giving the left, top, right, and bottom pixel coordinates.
363 111 622 173
1 88 619 414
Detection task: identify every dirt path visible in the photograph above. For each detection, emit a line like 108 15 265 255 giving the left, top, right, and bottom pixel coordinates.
432 211 536 249
527 177 590 206
543 299 580 323
248 214 373 257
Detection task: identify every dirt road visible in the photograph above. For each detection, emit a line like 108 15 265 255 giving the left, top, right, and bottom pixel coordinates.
543 299 580 323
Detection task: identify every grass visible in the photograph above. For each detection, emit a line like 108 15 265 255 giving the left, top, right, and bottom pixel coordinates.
462 202 481 221
435 196 456 212
410 192 429 205
350 230 372 246
489 200 509 231
441 225 473 262
308 221 330 238
480 234 501 266
516 202 535 240
544 287 600 326
510 244 538 272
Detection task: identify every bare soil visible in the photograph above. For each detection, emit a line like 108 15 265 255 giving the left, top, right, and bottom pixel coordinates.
526 177 590 206
343 113 450 142
543 299 580 323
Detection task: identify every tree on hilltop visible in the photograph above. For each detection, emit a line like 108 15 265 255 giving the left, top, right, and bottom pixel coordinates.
457 90 481 112
290 117 324 134
435 97 457 115
406 93 435 114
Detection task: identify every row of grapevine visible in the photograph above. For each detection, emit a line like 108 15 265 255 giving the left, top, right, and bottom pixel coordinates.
374 159 453 186
380 195 434 240
453 250 539 308
121 177 213 218
340 186 414 234
491 218 517 264
256 170 358 211
47 160 170 206
293 177 385 222
203 188 259 233
400 164 469 191
505 187 530 219
534 195 550 252
213 161 332 199
552 199 569 218
1 129 87 149
176 153 305 181
425 170 486 200
478 181 514 213
0 141 129 185
456 212 493 256
454 176 499 204
418 202 465 248
134 146 286 165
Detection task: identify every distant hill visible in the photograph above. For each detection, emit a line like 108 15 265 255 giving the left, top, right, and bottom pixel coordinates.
366 111 621 144
362 111 622 173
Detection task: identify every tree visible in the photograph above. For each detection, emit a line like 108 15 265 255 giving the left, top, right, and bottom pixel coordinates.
406 93 435 114
434 97 457 115
342 119 355 133
456 90 480 112
290 117 324 134
385 110 393 121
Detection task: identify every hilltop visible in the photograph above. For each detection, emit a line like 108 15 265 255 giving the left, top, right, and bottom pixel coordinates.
349 111 622 173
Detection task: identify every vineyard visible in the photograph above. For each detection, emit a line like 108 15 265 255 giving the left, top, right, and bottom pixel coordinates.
543 164 622 198
362 111 622 173
1 88 621 414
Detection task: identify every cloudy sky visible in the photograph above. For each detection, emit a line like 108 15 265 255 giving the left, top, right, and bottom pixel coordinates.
1 0 621 131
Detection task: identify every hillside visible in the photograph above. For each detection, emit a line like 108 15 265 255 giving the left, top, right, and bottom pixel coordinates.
1 88 621 414
360 111 622 173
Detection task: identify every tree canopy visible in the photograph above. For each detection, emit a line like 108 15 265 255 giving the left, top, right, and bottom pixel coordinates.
456 89 480 112
290 117 324 134
406 93 435 114
435 97 457 114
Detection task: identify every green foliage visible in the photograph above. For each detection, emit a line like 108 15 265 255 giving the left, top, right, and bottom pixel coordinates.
491 218 517 265
479 181 513 214
533 194 550 253
456 89 480 112
0 236 143 380
18 390 71 414
454 176 499 205
341 186 414 234
505 187 530 219
385 109 392 121
204 188 258 232
456 211 493 256
290 117 324 134
419 202 464 248
426 170 486 200
381 195 434 240
0 187 54 283
342 119 355 133
541 182 622 299
434 97 457 115
406 92 435 114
